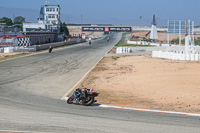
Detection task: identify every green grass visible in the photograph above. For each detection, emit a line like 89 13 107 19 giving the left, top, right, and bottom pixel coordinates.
3 53 29 58
101 35 107 39
57 44 74 48
16 53 29 56
170 38 200 46
111 56 120 60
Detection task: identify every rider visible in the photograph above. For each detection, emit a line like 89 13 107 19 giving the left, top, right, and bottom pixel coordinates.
73 88 82 103
49 46 53 53
107 37 110 41
89 37 92 45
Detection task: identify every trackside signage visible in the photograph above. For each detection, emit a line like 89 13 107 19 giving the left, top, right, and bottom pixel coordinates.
109 27 131 32
82 27 132 32
0 38 18 46
82 27 104 32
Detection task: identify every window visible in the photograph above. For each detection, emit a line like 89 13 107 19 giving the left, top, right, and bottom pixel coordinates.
48 14 55 19
46 8 49 12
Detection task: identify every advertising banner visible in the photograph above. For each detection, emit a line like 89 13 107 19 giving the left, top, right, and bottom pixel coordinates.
82 27 132 32
109 27 132 32
104 27 109 32
82 27 105 32
0 38 18 46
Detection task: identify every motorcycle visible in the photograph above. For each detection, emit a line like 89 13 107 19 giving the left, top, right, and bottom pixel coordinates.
67 88 99 106
107 37 110 41
49 46 53 53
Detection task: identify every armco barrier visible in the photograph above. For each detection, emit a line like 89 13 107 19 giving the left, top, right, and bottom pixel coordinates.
0 39 86 53
4 47 14 53
35 39 86 51
3 46 36 53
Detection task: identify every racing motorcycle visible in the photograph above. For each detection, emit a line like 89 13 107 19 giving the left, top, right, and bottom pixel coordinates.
107 37 110 41
67 88 99 106
49 46 53 53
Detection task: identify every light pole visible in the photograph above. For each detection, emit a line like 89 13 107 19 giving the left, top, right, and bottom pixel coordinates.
139 16 142 40
81 15 83 26
81 15 83 39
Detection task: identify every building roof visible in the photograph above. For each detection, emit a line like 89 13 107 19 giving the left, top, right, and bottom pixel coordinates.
44 5 60 7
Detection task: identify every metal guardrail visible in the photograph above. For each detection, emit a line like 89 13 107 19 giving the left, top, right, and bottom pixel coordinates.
0 39 86 53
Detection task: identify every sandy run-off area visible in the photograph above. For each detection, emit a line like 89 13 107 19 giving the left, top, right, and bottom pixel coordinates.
78 55 200 113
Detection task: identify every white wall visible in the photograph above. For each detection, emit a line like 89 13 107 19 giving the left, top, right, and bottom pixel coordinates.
23 23 46 32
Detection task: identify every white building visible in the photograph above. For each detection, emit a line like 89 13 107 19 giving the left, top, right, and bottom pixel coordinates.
38 4 61 33
23 23 52 32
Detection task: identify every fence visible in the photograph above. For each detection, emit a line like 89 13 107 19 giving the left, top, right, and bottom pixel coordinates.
0 39 86 53
116 47 131 54
152 51 200 61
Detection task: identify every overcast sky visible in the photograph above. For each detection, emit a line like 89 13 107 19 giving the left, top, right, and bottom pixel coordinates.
1 0 200 26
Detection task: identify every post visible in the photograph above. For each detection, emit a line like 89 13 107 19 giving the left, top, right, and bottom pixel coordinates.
179 20 181 45
131 28 133 41
139 16 142 40
188 20 190 36
192 21 195 45
81 15 83 27
81 15 83 39
81 27 83 39
167 33 169 44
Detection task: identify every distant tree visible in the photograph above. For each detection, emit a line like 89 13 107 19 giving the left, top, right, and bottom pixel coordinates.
0 17 13 25
13 16 25 24
60 22 69 36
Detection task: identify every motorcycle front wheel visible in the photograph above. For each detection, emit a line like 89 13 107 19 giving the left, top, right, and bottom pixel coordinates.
83 96 94 106
67 95 74 104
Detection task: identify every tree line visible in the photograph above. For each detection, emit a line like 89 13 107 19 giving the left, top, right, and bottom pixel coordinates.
0 16 25 26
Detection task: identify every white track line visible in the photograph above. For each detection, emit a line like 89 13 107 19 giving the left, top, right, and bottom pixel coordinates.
98 104 200 117
61 36 113 100
62 37 200 117
63 97 200 117
61 54 105 100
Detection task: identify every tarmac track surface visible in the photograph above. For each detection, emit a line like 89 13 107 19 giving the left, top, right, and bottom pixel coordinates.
0 33 200 133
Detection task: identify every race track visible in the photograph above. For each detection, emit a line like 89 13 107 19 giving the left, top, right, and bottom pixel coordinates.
0 33 200 133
